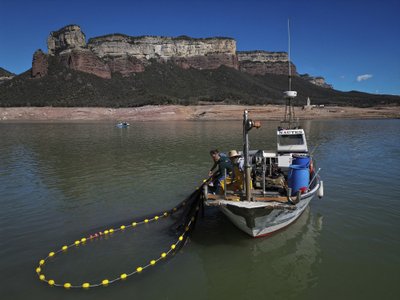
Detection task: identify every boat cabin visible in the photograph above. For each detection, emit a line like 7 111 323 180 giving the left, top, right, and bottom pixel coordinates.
277 128 308 154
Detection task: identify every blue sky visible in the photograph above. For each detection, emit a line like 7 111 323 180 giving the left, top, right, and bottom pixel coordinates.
1 0 399 95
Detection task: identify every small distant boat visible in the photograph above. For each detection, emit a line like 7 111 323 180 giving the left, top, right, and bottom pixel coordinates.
116 122 130 128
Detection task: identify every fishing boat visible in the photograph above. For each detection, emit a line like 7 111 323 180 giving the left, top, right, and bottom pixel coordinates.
116 122 130 128
203 22 324 237
203 108 324 237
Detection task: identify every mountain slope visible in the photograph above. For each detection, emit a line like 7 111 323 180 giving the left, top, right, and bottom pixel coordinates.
0 58 398 107
0 67 15 77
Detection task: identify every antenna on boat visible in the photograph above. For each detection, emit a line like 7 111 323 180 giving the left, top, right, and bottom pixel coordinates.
282 18 297 129
288 18 292 92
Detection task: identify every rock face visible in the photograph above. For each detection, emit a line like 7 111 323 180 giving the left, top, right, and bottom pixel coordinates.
87 34 238 70
32 25 307 81
36 25 238 78
300 74 333 89
238 51 289 63
171 53 238 70
106 55 145 75
309 77 332 89
237 51 297 76
88 35 236 59
46 25 110 79
32 49 48 78
48 25 86 55
58 49 111 79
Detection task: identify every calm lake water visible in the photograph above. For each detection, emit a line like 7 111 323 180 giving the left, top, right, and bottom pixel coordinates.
0 119 399 300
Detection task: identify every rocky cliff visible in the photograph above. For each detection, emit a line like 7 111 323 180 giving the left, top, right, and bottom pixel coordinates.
88 34 236 60
237 51 297 76
299 74 333 89
236 51 332 88
31 24 332 89
34 25 238 79
32 49 48 78
47 25 86 55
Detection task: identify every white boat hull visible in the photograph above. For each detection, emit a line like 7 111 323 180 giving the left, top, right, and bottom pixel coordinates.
206 181 320 238
220 196 311 237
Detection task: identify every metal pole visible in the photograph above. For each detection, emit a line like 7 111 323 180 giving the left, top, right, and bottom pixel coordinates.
269 157 272 177
308 168 321 189
288 19 292 92
243 110 252 201
224 168 227 199
203 184 208 200
262 159 266 196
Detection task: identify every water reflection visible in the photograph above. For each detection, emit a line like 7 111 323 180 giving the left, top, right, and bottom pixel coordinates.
192 207 323 299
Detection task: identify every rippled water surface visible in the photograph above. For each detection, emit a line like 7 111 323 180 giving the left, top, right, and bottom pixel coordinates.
0 119 399 300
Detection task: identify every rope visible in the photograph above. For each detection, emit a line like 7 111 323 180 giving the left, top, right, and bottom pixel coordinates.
35 180 207 289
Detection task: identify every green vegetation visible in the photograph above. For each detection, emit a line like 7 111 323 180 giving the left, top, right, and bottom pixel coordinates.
0 67 15 77
0 58 398 107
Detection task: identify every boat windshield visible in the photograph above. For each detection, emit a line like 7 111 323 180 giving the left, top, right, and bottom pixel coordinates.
278 134 304 146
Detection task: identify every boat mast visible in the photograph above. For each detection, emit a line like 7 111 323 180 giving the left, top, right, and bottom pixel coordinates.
288 18 292 92
282 19 297 129
243 110 252 201
243 110 261 201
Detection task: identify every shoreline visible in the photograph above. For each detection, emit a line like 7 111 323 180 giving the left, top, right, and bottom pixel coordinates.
0 105 399 122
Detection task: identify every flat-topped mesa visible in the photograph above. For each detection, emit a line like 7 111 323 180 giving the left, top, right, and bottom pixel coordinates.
38 25 239 78
88 34 238 70
88 34 236 59
33 25 306 80
47 25 86 55
237 50 297 76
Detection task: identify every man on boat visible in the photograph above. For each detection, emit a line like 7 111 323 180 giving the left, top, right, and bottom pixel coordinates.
208 149 233 194
228 150 245 191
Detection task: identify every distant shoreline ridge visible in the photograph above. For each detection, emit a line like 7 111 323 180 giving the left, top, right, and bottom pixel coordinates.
1 105 399 121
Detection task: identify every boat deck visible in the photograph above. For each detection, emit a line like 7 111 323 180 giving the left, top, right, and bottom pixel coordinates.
204 198 296 210
206 193 289 203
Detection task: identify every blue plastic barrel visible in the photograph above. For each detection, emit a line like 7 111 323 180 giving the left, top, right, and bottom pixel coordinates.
288 165 310 196
292 155 310 168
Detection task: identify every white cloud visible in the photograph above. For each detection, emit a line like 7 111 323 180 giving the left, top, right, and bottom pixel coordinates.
357 74 373 82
